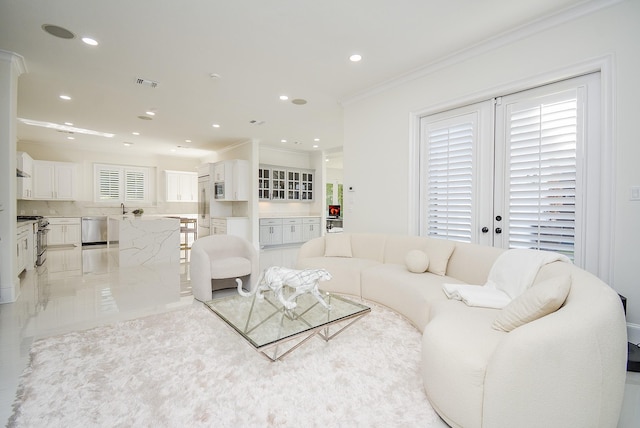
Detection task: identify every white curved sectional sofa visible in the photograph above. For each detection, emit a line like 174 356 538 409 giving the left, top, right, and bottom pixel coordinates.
296 233 627 428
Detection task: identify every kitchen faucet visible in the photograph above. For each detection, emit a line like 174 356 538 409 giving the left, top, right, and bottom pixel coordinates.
121 203 126 215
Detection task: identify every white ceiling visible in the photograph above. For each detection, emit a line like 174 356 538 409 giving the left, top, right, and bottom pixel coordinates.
0 0 588 159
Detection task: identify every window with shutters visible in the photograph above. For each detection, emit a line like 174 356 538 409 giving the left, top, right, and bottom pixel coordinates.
504 94 578 258
423 118 474 242
94 164 151 204
419 72 606 276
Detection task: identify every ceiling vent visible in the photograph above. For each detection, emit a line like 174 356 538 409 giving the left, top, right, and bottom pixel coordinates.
135 78 158 88
249 120 266 125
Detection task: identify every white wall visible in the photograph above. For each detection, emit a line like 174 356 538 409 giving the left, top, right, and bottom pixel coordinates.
342 1 640 328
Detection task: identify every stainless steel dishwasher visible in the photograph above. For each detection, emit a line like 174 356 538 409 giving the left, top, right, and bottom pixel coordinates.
81 216 108 245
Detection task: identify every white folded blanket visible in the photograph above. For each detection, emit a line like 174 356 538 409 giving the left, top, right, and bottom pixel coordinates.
442 282 511 309
443 248 571 308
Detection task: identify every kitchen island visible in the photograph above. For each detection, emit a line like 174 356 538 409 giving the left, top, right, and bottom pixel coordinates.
108 216 180 267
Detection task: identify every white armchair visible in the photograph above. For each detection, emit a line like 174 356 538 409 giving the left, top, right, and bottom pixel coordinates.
190 234 259 301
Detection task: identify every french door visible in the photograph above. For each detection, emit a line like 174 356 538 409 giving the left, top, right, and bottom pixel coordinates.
420 73 601 271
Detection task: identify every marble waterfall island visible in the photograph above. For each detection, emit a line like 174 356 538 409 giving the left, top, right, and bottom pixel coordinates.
108 216 180 267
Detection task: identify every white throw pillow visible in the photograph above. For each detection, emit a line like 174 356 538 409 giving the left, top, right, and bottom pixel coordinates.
405 250 430 273
324 233 353 258
492 275 571 332
424 238 456 276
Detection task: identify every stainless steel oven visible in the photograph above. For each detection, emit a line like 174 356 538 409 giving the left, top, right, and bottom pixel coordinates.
18 216 49 266
36 218 49 266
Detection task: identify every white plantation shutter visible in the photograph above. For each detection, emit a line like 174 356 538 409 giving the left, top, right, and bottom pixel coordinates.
425 119 474 242
94 164 151 204
124 169 146 202
506 95 578 258
97 167 121 201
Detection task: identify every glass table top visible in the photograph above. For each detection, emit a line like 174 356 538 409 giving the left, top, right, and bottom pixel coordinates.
204 290 370 350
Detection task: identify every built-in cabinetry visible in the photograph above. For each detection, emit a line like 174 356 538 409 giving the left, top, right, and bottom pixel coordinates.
16 223 31 274
48 217 81 247
165 170 197 202
259 217 321 248
214 159 249 201
211 217 250 240
33 160 77 200
258 165 314 201
17 151 34 199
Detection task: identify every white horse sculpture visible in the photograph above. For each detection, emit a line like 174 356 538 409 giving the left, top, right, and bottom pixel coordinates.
236 266 332 310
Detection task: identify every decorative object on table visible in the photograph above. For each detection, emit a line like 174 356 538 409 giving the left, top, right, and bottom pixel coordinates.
132 208 144 217
237 266 332 310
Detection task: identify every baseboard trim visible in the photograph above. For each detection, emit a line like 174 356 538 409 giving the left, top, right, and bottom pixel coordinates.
627 323 640 345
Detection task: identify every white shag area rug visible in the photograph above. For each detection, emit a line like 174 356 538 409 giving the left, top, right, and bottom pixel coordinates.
9 302 439 427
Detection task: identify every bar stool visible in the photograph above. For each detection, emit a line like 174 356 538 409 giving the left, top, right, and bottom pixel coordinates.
180 218 198 261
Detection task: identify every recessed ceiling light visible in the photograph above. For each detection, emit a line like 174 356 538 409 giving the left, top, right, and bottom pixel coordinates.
59 95 71 100
67 136 74 140
132 132 140 135
212 123 220 128
281 139 287 143
170 148 177 152
81 37 98 46
145 111 155 116
279 95 289 101
42 24 75 40
64 122 73 126
314 138 320 142
185 139 192 143
349 54 362 62
325 158 330 162
123 142 132 147
313 145 319 149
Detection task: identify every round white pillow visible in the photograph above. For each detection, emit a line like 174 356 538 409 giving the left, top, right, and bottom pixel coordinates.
405 250 430 273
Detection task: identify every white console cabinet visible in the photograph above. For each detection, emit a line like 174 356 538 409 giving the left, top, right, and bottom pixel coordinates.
260 217 321 248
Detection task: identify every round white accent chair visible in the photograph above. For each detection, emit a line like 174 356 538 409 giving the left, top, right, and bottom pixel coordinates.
190 234 259 301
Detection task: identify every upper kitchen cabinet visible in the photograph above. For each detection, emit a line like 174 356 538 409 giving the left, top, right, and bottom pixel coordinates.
33 160 78 200
17 151 34 199
165 170 197 202
258 164 315 202
213 159 249 201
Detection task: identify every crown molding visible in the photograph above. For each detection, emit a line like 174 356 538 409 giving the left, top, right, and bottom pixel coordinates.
340 0 623 106
0 49 27 75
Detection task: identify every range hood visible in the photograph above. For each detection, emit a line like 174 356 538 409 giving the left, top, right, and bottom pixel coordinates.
17 168 30 178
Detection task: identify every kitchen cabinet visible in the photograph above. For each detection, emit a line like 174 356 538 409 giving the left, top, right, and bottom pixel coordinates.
165 170 197 202
16 224 30 274
17 151 34 199
259 218 283 247
302 217 322 241
33 161 77 200
258 164 314 202
259 217 321 247
213 159 249 201
48 217 81 246
282 218 303 244
211 217 250 240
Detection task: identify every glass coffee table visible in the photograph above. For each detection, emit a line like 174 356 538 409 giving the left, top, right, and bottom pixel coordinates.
204 290 370 361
